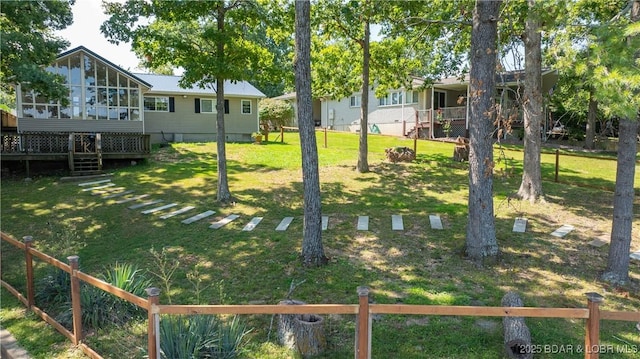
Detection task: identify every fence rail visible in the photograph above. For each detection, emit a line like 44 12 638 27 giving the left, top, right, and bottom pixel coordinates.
2 232 639 359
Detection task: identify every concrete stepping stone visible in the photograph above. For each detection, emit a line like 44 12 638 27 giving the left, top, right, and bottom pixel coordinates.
81 183 115 192
142 203 178 215
128 200 163 210
114 194 150 204
242 217 263 231
276 217 294 231
392 215 404 231
631 251 640 261
588 238 608 247
429 215 443 230
91 186 124 195
357 216 369 231
160 206 195 219
78 179 111 186
210 214 240 229
103 190 134 199
551 224 574 238
512 217 527 233
322 216 329 231
182 210 216 224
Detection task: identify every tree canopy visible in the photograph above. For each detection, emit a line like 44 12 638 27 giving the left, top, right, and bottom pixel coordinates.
0 0 74 106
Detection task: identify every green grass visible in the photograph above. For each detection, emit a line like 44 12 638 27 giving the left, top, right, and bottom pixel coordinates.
1 132 639 359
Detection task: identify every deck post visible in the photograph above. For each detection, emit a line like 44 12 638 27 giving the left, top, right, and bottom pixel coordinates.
23 236 35 308
67 255 84 345
356 286 371 359
146 287 161 359
585 292 604 359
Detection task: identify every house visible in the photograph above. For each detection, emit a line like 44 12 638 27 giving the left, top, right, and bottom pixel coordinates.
3 46 265 174
275 70 558 139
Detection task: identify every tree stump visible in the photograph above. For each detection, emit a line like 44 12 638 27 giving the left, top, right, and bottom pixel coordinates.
501 291 532 359
453 136 469 162
385 147 416 163
278 300 326 357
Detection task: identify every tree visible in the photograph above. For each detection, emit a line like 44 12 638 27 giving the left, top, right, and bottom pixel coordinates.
102 0 272 203
465 0 500 264
598 0 640 285
295 0 327 266
516 0 544 202
0 0 74 105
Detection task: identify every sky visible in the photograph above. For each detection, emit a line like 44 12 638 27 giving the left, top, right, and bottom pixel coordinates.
55 0 143 72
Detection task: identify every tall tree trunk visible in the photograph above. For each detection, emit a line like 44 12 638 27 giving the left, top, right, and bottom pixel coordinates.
585 90 598 149
466 0 500 264
295 0 327 266
602 118 638 284
357 17 370 173
517 0 544 203
216 8 231 202
602 0 640 285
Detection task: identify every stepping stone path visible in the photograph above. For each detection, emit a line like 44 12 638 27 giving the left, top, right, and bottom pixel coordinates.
142 203 178 215
322 216 329 231
182 210 216 224
588 238 609 248
429 215 443 230
78 179 112 186
129 200 163 210
210 214 240 229
242 217 263 231
357 216 369 231
276 217 294 231
103 190 134 199
92 187 124 195
160 206 195 219
392 215 404 231
114 194 150 204
551 224 574 238
631 251 640 261
512 217 527 233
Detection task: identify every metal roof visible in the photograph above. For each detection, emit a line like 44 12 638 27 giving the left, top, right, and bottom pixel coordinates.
135 73 266 98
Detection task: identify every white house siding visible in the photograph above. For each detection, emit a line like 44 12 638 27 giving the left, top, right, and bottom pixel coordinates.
144 96 259 143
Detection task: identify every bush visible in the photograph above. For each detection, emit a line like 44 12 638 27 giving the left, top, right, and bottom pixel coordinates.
35 268 71 312
258 99 294 130
159 315 251 359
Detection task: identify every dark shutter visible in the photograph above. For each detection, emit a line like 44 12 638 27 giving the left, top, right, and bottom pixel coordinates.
169 97 175 112
194 98 200 113
224 99 229 114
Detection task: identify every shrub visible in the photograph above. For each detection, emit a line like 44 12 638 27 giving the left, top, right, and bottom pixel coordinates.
35 268 71 313
159 315 251 359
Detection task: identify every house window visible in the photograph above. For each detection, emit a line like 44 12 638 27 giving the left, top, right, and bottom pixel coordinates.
406 90 419 104
144 96 169 112
378 90 403 107
434 91 446 109
350 95 361 108
200 99 217 113
20 51 144 121
241 99 252 114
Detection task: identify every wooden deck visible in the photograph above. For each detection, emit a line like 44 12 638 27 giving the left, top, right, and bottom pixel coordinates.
1 132 150 174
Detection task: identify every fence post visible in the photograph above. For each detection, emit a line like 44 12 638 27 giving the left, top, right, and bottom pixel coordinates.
324 127 328 148
67 255 83 345
281 126 284 143
585 292 604 359
413 112 419 155
23 236 35 308
555 149 559 182
146 287 161 359
356 286 371 359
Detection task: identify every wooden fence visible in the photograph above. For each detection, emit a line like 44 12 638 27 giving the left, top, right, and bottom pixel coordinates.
1 232 638 359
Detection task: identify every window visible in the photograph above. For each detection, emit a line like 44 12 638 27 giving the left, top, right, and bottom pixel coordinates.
350 95 361 108
200 99 216 113
434 91 446 109
241 99 252 114
378 90 403 106
144 96 169 112
406 90 419 104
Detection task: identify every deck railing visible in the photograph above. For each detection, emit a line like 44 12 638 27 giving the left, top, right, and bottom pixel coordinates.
0 132 150 155
2 232 639 359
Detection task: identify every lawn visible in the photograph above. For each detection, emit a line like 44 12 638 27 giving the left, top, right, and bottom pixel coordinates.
1 131 639 359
